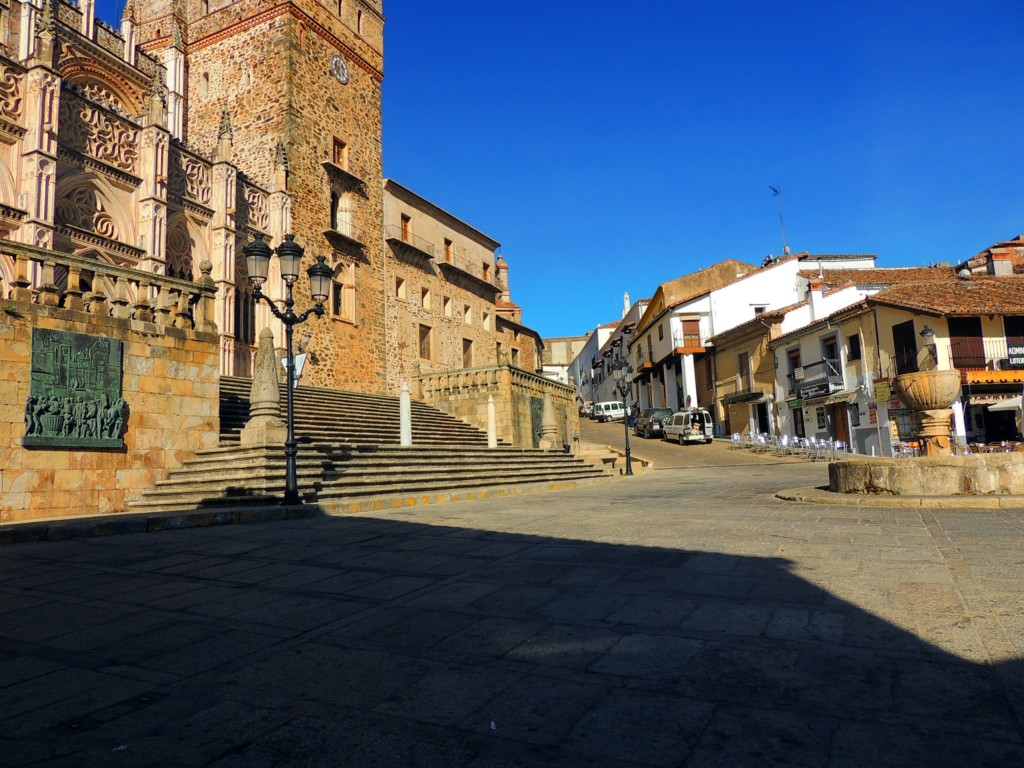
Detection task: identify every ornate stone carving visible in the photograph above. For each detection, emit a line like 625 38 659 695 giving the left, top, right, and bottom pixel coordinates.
58 96 138 173
55 187 120 241
0 64 23 121
183 157 211 205
23 328 126 449
244 186 269 231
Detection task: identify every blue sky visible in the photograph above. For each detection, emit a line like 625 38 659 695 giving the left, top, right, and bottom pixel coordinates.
96 1 1024 339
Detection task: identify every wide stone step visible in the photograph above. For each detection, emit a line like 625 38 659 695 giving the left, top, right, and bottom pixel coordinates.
219 375 500 448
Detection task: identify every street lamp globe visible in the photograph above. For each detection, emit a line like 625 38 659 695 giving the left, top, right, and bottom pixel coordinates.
243 233 272 286
276 234 304 284
307 255 333 306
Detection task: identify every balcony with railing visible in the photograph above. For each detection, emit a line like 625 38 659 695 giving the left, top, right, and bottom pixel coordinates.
944 337 1024 383
720 371 767 404
324 221 367 250
672 329 705 353
385 223 435 260
789 358 844 400
633 343 653 373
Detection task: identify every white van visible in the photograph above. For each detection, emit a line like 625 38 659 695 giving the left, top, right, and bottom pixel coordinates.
663 407 714 444
593 401 625 423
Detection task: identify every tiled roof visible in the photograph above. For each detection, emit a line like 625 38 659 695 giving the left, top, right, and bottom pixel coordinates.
867 276 1024 316
797 267 950 291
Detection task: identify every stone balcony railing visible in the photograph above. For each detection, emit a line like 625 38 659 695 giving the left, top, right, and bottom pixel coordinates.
0 239 217 334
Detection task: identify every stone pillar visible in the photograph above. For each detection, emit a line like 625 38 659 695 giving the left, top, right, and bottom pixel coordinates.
539 391 559 451
918 408 953 457
240 327 286 446
400 381 412 447
487 394 497 448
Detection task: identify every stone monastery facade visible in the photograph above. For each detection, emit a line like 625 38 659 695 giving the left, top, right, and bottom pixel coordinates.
0 0 538 393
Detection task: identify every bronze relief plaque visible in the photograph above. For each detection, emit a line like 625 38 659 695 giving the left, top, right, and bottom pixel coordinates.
23 329 126 449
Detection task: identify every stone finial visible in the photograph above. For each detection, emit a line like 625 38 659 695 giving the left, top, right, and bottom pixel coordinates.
122 0 137 21
240 327 287 445
148 68 167 127
274 142 289 191
219 110 233 139
217 110 233 161
40 0 55 31
171 19 185 51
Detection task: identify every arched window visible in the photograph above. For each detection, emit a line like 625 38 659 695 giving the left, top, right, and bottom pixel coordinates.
200 73 209 99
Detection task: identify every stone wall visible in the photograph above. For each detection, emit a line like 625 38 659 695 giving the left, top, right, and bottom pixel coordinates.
0 248 220 522
418 365 579 450
829 454 1024 496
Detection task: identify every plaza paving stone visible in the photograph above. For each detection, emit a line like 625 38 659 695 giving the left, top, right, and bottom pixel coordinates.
2 441 1024 766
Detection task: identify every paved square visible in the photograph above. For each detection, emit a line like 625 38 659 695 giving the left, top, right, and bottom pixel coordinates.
2 459 1024 766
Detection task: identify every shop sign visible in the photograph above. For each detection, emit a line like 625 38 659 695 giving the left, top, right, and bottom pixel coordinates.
1008 344 1024 369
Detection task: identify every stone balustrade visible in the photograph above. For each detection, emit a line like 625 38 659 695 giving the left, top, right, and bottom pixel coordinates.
0 239 217 334
418 364 578 449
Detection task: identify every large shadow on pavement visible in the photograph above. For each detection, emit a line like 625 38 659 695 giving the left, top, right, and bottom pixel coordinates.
0 515 1022 767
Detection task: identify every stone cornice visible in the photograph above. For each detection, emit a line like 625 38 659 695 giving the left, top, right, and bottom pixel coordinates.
57 145 142 190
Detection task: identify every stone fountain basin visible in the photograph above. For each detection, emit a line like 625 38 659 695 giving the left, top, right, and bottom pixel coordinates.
829 453 1024 496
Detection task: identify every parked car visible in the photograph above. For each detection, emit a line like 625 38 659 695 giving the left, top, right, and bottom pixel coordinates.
593 401 625 422
634 407 673 439
663 407 714 444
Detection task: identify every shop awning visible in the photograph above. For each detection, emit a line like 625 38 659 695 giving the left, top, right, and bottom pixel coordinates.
824 388 859 404
989 396 1023 412
971 393 1019 407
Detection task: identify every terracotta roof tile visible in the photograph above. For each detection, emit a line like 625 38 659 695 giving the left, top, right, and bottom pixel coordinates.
867 276 1024 316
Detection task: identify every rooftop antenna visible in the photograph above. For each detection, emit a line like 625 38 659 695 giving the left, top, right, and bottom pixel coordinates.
769 185 790 255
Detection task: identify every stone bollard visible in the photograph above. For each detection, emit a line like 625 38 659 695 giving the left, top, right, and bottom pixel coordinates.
487 394 497 449
400 381 412 447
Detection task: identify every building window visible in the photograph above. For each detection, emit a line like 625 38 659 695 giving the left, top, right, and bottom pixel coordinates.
511 348 520 366
443 296 452 317
482 262 491 281
337 0 343 16
395 277 406 300
421 288 431 310
418 324 432 360
483 312 491 331
400 214 411 242
200 73 209 99
464 304 472 325
658 325 664 341
332 191 353 236
463 338 473 367
444 239 453 263
357 9 363 34
737 351 750 389
331 263 356 322
202 0 209 15
848 333 861 361
822 335 839 366
332 138 348 168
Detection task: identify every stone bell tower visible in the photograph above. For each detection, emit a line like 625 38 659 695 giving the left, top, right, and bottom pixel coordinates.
132 0 389 392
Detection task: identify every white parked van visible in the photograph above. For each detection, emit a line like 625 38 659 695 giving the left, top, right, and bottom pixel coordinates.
593 401 625 423
663 407 714 444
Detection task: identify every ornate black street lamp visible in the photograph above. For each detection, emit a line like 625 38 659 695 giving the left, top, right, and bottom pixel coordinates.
243 233 333 505
608 355 634 476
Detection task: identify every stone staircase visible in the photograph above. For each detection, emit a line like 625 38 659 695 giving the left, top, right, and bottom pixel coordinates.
218 376 497 447
129 377 611 514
